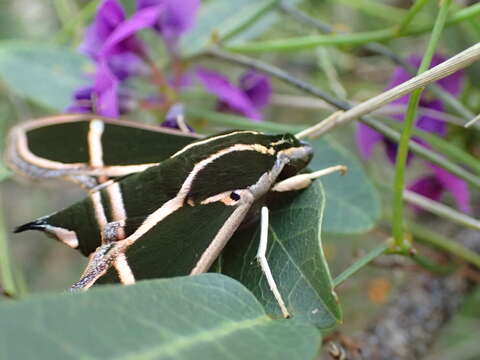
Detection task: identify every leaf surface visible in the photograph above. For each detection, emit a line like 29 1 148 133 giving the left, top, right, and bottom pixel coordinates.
311 136 381 234
0 41 90 110
0 274 321 360
222 182 341 329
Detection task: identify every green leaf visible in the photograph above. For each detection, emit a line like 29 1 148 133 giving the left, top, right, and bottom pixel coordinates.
0 274 321 360
0 41 90 110
222 182 341 329
311 136 381 234
180 0 279 56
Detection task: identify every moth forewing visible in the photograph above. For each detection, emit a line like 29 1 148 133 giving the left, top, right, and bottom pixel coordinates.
6 115 199 189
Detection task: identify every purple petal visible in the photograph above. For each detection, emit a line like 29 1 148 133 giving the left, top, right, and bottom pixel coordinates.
65 104 92 114
196 68 262 121
94 61 120 117
161 103 194 131
66 86 95 113
384 139 399 164
138 0 200 41
100 5 164 58
385 139 416 165
73 85 94 100
239 71 272 109
355 123 384 160
80 0 127 60
416 99 446 136
431 164 471 213
408 174 444 203
108 52 149 80
162 0 200 39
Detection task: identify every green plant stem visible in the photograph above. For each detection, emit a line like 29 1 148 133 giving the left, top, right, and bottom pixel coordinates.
409 222 480 269
409 252 456 274
396 0 431 35
227 2 480 52
0 193 17 297
333 242 390 287
392 91 423 246
392 0 451 248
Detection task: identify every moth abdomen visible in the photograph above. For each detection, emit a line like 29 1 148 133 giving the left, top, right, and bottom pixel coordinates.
15 196 104 256
14 218 49 234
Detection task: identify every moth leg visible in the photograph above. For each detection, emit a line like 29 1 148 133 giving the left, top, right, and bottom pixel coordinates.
272 165 347 192
256 206 290 318
102 220 127 243
70 243 119 291
70 241 135 290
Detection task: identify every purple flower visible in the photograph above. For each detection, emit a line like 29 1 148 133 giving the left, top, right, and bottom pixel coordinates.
408 164 471 213
355 53 470 212
196 68 272 121
161 103 193 132
356 54 463 162
80 0 148 80
137 0 200 50
66 86 96 113
68 1 164 117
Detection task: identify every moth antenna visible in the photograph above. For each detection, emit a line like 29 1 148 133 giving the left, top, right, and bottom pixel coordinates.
14 219 47 233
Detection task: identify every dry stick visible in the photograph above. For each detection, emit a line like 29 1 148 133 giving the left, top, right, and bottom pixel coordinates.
278 0 477 126
206 46 480 188
329 227 480 360
403 190 480 231
271 94 467 125
296 42 480 138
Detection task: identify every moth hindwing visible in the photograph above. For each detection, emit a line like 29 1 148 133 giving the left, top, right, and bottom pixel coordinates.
9 115 341 315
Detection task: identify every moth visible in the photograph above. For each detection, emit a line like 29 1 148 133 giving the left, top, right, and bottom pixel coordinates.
6 114 345 317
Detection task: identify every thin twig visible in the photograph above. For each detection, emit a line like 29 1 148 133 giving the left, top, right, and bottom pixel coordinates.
465 112 480 128
301 42 480 138
271 94 467 126
404 190 480 231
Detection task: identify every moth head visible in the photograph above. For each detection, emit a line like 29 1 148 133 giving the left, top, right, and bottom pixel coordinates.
273 134 313 179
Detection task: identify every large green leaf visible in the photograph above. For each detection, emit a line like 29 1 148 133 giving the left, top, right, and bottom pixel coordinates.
311 136 381 234
0 274 321 360
180 0 279 56
222 181 341 330
0 41 90 110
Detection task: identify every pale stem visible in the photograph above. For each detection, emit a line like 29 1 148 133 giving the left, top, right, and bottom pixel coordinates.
403 190 480 231
296 42 480 139
464 112 480 128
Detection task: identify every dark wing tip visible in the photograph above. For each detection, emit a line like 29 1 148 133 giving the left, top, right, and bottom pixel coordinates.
14 220 47 233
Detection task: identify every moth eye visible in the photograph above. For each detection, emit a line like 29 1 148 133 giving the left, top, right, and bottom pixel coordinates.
230 192 241 201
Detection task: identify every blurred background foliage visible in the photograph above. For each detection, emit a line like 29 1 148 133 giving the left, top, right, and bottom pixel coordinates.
0 1 479 358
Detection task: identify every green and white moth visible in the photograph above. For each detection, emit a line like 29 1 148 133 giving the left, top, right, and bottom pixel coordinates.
6 114 345 317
